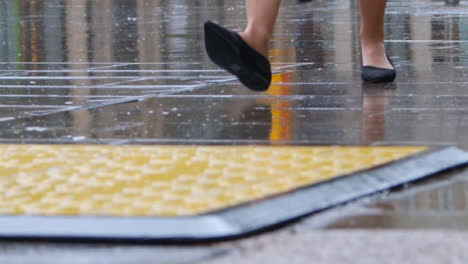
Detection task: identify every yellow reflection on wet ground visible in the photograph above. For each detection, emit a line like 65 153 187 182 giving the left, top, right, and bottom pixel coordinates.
267 46 295 142
268 72 294 142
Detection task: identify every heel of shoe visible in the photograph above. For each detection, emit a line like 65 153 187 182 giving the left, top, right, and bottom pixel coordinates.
361 52 397 83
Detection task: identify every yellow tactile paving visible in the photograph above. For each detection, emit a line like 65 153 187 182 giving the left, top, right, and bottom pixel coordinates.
0 145 427 217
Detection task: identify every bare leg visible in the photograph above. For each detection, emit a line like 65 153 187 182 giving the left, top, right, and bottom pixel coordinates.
360 0 393 69
238 0 281 58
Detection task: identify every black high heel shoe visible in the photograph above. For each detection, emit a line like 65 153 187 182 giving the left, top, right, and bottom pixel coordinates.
361 53 396 83
204 21 272 91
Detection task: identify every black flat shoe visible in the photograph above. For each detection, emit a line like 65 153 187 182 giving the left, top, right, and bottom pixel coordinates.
361 53 396 83
204 21 272 91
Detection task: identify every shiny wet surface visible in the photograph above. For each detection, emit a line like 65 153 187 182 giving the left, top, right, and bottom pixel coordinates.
0 0 467 146
1 0 468 262
322 167 468 229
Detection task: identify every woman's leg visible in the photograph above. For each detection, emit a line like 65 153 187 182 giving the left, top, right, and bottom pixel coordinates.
359 0 393 69
238 0 282 58
204 0 281 91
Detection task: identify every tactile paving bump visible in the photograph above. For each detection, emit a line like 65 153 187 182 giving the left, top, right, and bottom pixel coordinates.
0 145 426 217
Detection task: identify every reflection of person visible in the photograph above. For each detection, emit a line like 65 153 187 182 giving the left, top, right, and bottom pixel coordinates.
204 0 396 91
362 93 387 144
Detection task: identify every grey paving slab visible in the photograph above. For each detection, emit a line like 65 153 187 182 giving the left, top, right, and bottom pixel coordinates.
0 0 468 263
202 230 468 264
322 168 468 230
0 243 227 264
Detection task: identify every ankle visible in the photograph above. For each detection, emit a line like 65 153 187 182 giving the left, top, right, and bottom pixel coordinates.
360 34 384 47
239 30 270 58
361 38 386 57
360 39 393 69
362 43 385 55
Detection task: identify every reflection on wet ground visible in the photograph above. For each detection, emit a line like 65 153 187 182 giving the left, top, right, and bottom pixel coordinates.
323 168 468 229
0 0 467 146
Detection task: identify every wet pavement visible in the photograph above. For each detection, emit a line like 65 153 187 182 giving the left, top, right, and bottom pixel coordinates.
1 0 468 146
323 167 468 230
1 0 468 262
